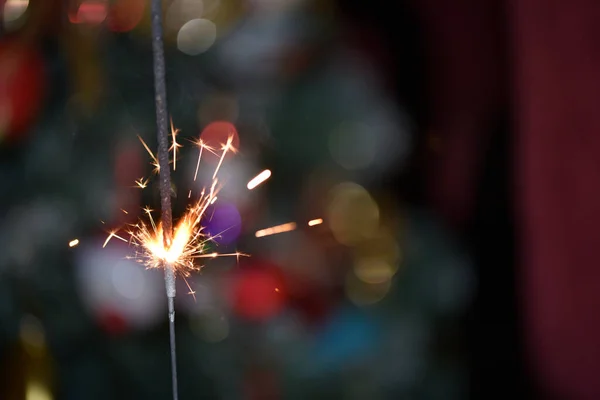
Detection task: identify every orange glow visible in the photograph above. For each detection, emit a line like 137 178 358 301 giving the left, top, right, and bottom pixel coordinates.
307 218 323 226
247 169 271 190
255 222 297 238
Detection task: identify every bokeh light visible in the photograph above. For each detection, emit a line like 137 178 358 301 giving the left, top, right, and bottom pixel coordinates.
354 258 396 285
345 270 391 306
177 18 217 55
230 266 285 321
106 0 145 33
0 41 45 143
199 121 240 163
76 240 164 333
203 202 242 245
166 0 204 36
20 315 45 357
68 0 108 25
26 381 52 400
328 121 377 170
353 228 401 284
2 0 29 30
327 182 380 246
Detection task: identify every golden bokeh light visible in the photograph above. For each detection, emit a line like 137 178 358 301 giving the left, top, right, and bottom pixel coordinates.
354 228 400 264
352 227 401 284
26 381 52 400
345 270 391 306
327 182 379 246
20 315 46 358
354 257 396 284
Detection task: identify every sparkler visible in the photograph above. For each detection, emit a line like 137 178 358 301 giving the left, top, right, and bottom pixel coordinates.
102 134 244 400
102 2 244 399
149 1 179 398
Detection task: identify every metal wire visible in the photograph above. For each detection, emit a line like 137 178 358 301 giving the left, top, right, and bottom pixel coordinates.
167 296 178 400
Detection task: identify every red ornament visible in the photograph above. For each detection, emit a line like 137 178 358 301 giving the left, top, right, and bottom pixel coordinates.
0 41 45 144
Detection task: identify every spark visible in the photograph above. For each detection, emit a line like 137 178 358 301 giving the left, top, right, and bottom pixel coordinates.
191 138 216 182
213 135 237 180
308 218 323 226
135 177 149 189
105 127 247 282
121 209 129 215
138 135 160 174
103 230 128 248
169 118 183 171
68 239 79 247
247 169 271 190
255 222 297 238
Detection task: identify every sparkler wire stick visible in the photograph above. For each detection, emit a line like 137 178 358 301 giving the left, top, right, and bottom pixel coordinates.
150 1 178 399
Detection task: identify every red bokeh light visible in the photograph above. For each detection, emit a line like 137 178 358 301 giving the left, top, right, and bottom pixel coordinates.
230 263 285 321
199 121 240 164
107 0 145 33
69 1 108 24
0 41 45 144
98 307 128 336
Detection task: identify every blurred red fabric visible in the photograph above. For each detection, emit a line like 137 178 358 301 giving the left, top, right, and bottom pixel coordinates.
415 0 600 397
513 1 600 398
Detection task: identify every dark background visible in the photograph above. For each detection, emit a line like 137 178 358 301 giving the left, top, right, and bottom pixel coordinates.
2 0 599 399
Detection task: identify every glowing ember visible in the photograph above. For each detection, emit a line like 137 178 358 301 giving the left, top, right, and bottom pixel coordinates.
255 222 297 238
307 218 323 226
247 169 271 190
105 122 248 282
69 239 79 247
134 177 149 189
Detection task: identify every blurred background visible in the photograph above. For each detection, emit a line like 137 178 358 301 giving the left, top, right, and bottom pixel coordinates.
1 0 599 399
